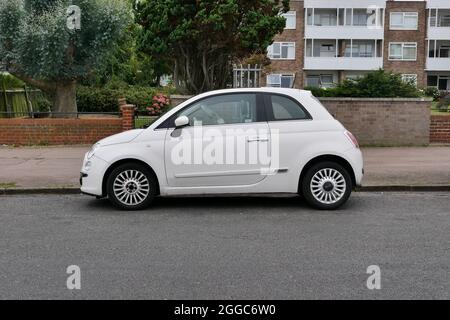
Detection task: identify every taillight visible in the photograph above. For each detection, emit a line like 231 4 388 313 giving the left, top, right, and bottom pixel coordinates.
345 131 360 149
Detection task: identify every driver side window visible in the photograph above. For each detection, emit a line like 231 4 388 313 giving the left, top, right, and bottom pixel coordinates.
177 94 258 126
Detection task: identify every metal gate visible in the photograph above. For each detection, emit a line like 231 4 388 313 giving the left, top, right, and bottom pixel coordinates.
233 64 262 88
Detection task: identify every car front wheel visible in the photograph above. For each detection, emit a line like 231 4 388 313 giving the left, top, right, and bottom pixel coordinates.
301 161 353 210
106 163 157 210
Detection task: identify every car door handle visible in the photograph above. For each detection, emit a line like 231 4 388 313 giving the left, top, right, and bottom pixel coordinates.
247 136 269 143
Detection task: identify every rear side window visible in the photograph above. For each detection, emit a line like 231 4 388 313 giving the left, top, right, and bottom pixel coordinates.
266 94 310 121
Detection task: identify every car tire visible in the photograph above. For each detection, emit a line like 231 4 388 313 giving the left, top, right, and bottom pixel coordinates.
106 163 157 211
301 161 353 210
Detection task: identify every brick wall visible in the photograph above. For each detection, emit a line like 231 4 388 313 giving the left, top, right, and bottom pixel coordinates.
383 1 428 87
320 98 431 146
0 105 135 146
430 115 450 143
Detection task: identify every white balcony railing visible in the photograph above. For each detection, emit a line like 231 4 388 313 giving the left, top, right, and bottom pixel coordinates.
304 0 386 8
305 26 384 40
428 27 450 41
304 57 383 71
426 58 450 71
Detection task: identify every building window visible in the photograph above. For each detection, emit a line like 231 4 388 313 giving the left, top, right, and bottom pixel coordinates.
314 9 338 26
402 74 418 87
281 11 296 29
306 8 384 27
430 9 450 27
439 46 450 58
428 75 450 90
427 75 438 87
306 74 334 88
268 42 295 60
267 74 295 88
390 12 418 30
389 43 417 61
345 41 375 58
353 9 370 26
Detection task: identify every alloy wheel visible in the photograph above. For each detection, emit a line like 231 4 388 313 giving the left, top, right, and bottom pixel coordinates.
113 170 150 206
310 168 347 205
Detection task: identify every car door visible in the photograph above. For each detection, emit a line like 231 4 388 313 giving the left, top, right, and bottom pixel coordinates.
164 93 271 188
264 93 313 177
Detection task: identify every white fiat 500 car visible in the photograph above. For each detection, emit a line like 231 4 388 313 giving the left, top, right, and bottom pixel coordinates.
81 88 363 210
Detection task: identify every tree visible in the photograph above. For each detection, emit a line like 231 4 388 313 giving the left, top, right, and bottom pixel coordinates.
81 22 171 87
0 0 130 116
135 0 289 94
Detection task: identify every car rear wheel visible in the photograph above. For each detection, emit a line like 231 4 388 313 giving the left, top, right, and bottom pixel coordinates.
107 163 157 210
301 161 352 210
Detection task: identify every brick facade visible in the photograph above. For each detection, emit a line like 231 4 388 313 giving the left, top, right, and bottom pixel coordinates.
383 1 428 87
0 105 136 146
264 0 450 90
262 0 304 88
430 115 450 143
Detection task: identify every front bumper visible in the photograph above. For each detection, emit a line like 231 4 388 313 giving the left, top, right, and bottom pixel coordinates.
80 154 109 197
80 172 88 186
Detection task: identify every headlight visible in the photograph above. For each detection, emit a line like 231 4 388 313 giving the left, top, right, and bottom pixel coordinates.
87 143 100 159
84 161 93 171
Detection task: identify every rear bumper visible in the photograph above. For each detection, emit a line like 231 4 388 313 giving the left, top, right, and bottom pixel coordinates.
344 147 364 187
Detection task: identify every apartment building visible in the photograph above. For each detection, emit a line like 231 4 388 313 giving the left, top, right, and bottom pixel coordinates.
264 0 450 90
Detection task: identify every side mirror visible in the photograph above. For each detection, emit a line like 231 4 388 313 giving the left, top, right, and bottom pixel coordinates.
174 116 189 128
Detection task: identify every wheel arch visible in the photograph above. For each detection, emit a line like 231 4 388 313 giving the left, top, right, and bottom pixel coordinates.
102 158 161 197
298 154 356 193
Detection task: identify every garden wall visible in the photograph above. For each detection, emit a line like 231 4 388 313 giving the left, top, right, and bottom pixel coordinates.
430 115 450 144
0 105 135 146
319 98 431 146
170 95 432 146
0 97 438 147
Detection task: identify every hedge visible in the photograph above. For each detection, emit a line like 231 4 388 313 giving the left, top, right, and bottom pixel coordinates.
76 85 174 113
304 70 422 98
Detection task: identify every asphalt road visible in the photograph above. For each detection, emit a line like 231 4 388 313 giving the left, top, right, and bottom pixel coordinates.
0 192 449 300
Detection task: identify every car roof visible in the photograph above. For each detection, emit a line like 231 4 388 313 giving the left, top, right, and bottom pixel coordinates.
197 87 312 97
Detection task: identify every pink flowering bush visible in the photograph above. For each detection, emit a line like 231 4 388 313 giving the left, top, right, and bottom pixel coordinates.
147 93 170 116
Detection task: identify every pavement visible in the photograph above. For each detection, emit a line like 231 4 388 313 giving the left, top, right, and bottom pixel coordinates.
0 145 449 190
0 192 449 299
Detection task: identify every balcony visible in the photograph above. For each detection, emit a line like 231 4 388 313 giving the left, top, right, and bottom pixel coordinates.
426 58 450 71
304 57 383 71
428 8 450 40
304 39 383 71
305 7 384 40
305 26 384 40
427 40 450 70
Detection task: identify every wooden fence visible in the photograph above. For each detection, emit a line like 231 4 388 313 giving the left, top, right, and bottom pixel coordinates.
0 87 42 118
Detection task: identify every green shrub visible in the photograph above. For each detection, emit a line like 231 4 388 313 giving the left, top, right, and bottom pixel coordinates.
0 73 25 89
304 86 330 97
76 84 175 113
34 94 52 112
437 91 450 111
304 70 421 98
423 86 441 101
